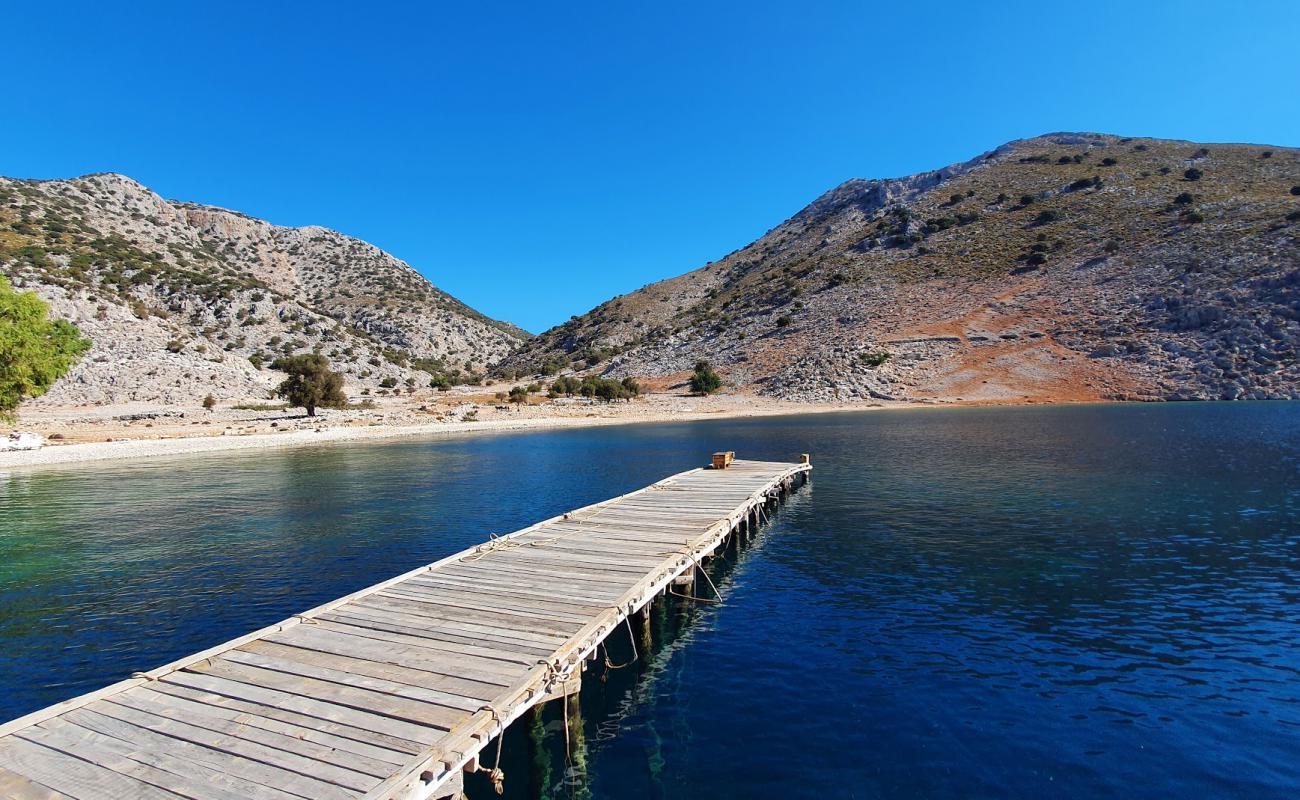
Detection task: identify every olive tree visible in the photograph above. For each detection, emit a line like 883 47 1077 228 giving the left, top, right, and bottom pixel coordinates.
272 354 346 416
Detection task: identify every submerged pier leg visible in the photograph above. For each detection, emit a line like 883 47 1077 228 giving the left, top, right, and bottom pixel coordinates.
527 704 552 799
562 692 591 800
637 606 653 653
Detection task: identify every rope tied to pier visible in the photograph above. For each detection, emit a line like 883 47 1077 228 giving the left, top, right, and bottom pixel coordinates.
476 704 507 795
600 614 639 675
667 553 724 604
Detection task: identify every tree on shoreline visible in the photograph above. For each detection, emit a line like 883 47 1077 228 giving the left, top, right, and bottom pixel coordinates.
0 277 91 423
272 354 346 416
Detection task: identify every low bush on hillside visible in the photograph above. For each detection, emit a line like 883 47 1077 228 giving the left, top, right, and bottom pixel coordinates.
689 361 722 395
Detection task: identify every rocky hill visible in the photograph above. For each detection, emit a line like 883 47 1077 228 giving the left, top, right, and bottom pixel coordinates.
0 173 526 406
507 133 1300 402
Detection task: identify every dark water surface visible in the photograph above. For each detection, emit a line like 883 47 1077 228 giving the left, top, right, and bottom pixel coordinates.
2 403 1299 798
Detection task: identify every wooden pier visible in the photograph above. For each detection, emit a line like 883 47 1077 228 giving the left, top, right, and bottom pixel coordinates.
0 456 809 800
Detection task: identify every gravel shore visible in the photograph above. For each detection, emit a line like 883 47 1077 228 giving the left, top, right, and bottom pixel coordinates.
0 399 896 470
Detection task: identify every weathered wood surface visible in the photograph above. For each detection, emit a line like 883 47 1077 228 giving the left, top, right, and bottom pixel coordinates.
0 458 809 800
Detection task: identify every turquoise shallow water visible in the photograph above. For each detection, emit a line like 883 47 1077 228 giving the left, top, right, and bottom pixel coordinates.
2 402 1298 798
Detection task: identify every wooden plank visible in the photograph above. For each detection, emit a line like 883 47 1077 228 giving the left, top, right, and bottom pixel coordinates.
62 707 356 800
127 685 410 767
105 688 399 779
262 625 520 688
219 649 484 716
237 640 503 705
158 671 446 747
19 718 287 800
145 681 426 758
349 594 582 639
489 538 679 564
320 604 567 649
183 659 465 733
409 574 625 609
440 560 638 590
378 583 601 622
0 735 184 800
77 701 376 795
0 768 67 800
306 620 538 674
319 610 559 659
481 547 655 575
386 581 610 620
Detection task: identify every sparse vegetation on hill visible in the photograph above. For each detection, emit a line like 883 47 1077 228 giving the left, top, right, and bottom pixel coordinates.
0 173 526 407
504 133 1300 403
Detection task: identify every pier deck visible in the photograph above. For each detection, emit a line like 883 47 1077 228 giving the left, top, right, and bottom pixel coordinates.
0 457 809 800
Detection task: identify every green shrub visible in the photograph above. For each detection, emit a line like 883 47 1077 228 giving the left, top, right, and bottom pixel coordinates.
0 277 91 421
776 315 793 328
1184 168 1203 181
689 361 722 395
860 352 891 368
1034 209 1062 225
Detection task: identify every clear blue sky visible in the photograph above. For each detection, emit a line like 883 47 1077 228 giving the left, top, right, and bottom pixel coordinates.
5 1 1298 333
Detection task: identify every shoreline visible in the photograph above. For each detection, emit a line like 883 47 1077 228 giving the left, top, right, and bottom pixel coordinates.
0 401 904 471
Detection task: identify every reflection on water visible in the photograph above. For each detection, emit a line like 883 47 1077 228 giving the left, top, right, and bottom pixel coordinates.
2 403 1298 798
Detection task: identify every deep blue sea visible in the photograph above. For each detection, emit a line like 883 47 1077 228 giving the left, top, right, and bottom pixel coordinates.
2 402 1298 798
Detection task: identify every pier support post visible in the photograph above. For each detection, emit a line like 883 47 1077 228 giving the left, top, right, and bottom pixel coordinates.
432 769 463 800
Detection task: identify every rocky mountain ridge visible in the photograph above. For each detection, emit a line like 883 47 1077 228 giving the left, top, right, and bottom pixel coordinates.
507 133 1300 403
0 173 525 405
